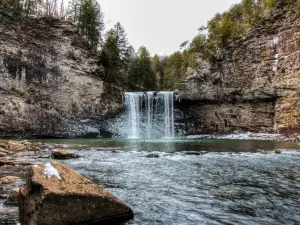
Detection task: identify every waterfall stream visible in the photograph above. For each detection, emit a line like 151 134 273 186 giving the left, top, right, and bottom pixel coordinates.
124 92 175 139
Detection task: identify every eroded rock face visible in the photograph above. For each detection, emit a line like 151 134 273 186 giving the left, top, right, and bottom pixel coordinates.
19 161 134 225
0 16 122 138
178 3 300 135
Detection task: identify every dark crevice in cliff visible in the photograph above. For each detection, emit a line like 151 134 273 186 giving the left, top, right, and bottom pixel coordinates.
176 98 277 106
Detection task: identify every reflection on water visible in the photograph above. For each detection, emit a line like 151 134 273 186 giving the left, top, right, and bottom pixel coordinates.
34 138 300 153
1 138 300 225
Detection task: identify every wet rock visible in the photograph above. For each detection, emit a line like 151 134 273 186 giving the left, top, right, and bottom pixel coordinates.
184 151 208 155
0 140 40 152
275 150 282 154
33 154 52 159
184 151 201 155
5 188 19 206
6 141 29 151
52 149 79 159
0 159 33 166
0 176 21 184
145 153 160 158
19 161 134 225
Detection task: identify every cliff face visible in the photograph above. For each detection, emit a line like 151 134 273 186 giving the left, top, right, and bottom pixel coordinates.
0 16 122 138
178 3 300 135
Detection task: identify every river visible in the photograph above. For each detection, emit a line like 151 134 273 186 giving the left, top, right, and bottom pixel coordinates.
1 138 299 225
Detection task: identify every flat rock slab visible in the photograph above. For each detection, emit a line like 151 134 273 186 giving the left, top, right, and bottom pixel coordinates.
52 149 79 159
19 161 133 225
0 159 33 166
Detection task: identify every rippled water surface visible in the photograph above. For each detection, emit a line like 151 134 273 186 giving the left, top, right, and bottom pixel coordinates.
2 138 300 225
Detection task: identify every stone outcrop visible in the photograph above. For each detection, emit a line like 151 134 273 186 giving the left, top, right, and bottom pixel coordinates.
19 161 134 225
0 16 122 138
178 2 300 135
52 149 79 159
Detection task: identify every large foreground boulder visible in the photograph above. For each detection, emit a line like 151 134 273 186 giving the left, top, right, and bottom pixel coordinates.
19 161 133 225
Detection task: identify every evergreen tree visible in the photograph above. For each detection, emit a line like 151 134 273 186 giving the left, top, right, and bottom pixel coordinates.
99 22 134 83
114 22 132 65
78 0 104 50
129 46 156 90
100 29 120 82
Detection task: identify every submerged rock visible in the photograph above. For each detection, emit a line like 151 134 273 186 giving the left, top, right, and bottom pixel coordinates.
52 149 79 159
19 161 134 225
184 151 208 156
145 153 160 158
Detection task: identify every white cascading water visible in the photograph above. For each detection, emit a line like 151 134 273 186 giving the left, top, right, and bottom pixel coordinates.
124 92 175 139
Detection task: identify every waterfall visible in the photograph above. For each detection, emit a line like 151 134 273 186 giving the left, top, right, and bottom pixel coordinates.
124 92 175 139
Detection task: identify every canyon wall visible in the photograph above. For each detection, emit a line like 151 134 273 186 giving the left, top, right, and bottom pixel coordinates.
0 16 122 138
178 3 300 135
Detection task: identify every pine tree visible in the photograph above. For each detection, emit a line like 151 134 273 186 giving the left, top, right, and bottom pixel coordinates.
100 29 119 82
129 46 156 90
78 0 104 50
99 22 134 83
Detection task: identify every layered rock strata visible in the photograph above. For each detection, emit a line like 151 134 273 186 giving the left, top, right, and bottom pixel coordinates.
179 3 300 135
0 16 122 138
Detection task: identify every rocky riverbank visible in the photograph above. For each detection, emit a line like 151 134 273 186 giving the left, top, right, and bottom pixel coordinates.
0 140 134 224
0 140 73 201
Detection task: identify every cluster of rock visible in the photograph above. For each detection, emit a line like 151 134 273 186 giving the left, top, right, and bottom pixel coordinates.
0 140 134 224
178 3 300 137
0 140 77 202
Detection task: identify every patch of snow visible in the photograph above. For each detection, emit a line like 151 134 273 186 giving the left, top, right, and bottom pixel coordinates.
43 163 62 180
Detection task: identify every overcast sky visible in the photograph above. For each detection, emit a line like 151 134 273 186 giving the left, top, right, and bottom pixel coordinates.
99 0 241 55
